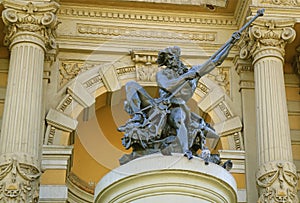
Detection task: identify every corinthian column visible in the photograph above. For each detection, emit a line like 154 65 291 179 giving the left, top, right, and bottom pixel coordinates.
0 0 59 202
242 18 299 202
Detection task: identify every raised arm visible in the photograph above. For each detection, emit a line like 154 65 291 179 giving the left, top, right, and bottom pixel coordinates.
193 8 265 77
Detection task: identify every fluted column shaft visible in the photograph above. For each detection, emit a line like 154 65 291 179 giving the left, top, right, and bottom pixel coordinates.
253 48 293 164
0 34 45 164
244 18 299 203
0 1 59 202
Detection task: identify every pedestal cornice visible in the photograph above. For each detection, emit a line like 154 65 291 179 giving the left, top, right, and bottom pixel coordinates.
2 0 60 52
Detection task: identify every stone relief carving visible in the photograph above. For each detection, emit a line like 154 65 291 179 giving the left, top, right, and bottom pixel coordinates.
131 50 161 82
260 0 300 6
0 157 41 202
119 0 228 7
77 24 216 42
59 61 96 87
256 161 299 203
207 67 230 94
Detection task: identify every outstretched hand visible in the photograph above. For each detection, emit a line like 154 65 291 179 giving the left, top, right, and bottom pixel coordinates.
231 31 241 44
184 69 198 80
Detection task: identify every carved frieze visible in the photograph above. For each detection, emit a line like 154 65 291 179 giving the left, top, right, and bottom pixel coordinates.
256 161 299 203
119 0 228 7
77 24 216 42
260 0 300 6
2 0 60 52
0 157 41 202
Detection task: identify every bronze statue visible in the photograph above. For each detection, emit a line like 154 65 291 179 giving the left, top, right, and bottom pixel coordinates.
118 9 265 165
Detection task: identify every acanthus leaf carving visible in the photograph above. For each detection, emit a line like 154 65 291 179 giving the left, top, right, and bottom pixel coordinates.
256 161 299 203
2 1 60 53
59 61 96 87
239 18 296 60
0 156 41 202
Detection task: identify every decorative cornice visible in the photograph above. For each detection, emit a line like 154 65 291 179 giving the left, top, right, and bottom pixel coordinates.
239 18 296 62
59 6 236 27
2 0 60 52
256 161 299 203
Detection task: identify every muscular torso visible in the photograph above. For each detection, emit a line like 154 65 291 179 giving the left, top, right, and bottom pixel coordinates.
156 68 199 103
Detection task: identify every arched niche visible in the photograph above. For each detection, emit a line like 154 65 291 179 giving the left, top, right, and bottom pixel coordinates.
44 50 244 199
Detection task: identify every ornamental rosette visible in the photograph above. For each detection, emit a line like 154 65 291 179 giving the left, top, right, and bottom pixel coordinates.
1 0 60 52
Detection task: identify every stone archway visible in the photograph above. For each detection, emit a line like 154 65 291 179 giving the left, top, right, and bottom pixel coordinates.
45 50 243 151
43 50 244 201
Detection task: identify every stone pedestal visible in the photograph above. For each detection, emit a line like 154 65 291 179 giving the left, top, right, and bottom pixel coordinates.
95 154 237 203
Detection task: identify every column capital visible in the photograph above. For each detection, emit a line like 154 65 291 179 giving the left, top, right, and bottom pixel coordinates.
256 161 299 203
240 18 296 64
1 0 60 52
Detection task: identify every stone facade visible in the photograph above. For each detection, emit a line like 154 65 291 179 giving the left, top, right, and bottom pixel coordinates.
0 0 299 202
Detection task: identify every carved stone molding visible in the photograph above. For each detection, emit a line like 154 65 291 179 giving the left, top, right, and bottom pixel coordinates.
120 0 228 7
68 172 95 195
59 61 96 87
260 0 300 6
60 6 236 26
131 50 161 83
256 161 299 203
2 0 60 52
77 24 216 42
0 156 41 202
239 18 296 62
207 67 230 95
